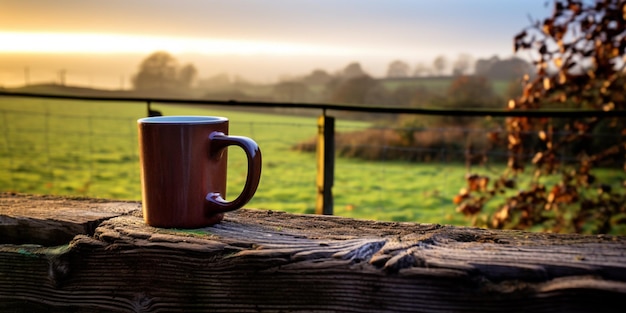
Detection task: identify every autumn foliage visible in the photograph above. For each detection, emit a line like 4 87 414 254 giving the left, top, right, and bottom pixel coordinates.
455 0 626 234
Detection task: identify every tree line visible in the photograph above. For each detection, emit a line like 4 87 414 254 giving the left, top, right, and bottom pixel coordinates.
131 51 532 104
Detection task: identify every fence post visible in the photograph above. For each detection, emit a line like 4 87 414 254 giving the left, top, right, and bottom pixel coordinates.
147 101 163 117
316 112 334 215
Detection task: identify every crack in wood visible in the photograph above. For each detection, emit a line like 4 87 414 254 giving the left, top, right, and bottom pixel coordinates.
0 193 140 246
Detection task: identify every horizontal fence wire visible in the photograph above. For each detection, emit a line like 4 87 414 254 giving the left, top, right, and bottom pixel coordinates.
1 105 141 200
3 90 626 117
1 91 624 224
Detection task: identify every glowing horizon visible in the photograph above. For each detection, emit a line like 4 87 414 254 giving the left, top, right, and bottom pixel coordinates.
0 31 365 56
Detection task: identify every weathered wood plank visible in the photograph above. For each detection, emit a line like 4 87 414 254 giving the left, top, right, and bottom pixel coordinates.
1 193 626 312
0 193 140 245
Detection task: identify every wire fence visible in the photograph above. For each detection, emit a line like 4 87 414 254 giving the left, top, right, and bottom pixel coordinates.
1 92 625 224
1 104 140 199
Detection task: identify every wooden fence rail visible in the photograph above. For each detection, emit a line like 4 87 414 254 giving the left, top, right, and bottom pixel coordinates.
1 193 626 312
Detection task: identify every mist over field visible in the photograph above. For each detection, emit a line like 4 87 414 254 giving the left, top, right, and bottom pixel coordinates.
0 1 550 90
0 51 511 90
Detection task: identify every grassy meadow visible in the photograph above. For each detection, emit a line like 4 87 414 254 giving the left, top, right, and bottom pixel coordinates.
0 96 481 225
379 77 513 96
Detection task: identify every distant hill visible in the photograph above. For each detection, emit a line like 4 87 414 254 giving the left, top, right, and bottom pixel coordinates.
5 83 140 98
3 83 206 99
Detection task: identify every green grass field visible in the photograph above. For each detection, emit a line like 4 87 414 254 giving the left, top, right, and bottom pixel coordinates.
379 77 513 97
2 96 623 229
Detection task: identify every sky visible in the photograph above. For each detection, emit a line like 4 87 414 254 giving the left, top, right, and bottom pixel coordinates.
0 0 551 89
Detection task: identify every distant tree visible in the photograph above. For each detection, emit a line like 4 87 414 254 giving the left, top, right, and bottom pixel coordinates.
363 83 391 106
413 63 432 77
233 75 253 87
132 51 179 91
408 86 435 108
330 75 379 104
386 60 410 78
273 81 310 102
178 63 198 89
446 75 499 108
442 75 500 125
132 51 201 93
433 55 447 76
341 62 368 79
474 56 500 76
488 57 534 80
197 73 232 90
301 69 333 84
452 53 473 76
474 56 534 80
388 85 420 107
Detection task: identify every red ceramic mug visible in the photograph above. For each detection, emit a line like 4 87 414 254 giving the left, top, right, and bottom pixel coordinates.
137 116 262 228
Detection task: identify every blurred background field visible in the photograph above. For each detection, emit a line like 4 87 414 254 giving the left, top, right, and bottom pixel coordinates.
2 91 625 233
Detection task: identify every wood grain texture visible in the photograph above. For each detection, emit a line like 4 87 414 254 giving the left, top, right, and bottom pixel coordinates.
1 193 626 312
0 193 140 245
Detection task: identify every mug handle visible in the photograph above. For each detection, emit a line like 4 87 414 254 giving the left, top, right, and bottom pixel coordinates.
205 131 262 213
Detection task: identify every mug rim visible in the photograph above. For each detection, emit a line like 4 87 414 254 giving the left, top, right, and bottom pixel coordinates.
138 115 228 124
